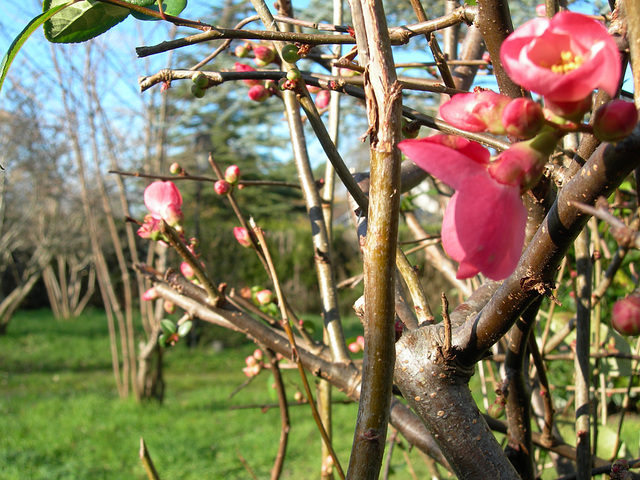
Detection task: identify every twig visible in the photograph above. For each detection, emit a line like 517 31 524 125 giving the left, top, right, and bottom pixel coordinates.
266 348 290 480
252 223 345 480
139 438 161 480
237 450 259 480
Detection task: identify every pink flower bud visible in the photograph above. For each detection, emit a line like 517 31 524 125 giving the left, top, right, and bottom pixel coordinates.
256 289 273 305
315 90 331 109
225 165 241 184
242 364 261 377
247 85 271 102
234 62 261 87
294 391 304 402
356 335 365 349
234 227 252 248
137 214 163 241
141 287 158 301
180 261 195 280
612 294 640 336
501 98 545 139
593 100 638 142
214 180 231 195
440 90 511 135
489 131 559 191
169 162 181 174
164 300 176 314
348 342 361 353
545 96 593 122
245 355 257 367
535 4 546 16
253 45 276 66
143 181 183 227
306 85 321 94
253 349 263 360
338 67 359 77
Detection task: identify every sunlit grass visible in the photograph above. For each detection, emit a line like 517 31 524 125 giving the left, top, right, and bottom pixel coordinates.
0 309 436 479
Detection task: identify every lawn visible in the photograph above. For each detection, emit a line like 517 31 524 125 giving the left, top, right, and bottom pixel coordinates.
0 309 433 479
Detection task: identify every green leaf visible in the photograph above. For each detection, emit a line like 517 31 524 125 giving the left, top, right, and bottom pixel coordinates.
0 1 75 95
130 0 188 21
177 320 193 337
160 319 176 335
43 0 130 44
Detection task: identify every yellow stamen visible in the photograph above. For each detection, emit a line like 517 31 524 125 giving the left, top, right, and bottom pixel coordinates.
548 50 584 74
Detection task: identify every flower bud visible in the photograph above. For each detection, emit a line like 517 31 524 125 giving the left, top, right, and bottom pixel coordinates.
440 90 510 134
315 90 331 109
214 180 231 195
593 100 638 142
247 85 271 102
281 44 301 63
256 289 273 305
225 165 240 184
234 227 252 248
164 300 176 314
234 62 261 87
535 4 546 16
141 287 158 301
545 96 592 122
180 261 195 280
192 72 208 88
235 43 250 58
253 348 263 360
169 162 181 174
348 341 361 353
612 293 640 336
191 85 205 98
245 355 257 367
501 98 545 139
338 67 359 77
489 130 559 191
253 45 276 66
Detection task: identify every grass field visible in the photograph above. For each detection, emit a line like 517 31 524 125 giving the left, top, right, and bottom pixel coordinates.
0 309 436 479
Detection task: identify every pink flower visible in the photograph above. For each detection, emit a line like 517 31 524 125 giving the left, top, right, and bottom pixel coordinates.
535 4 546 16
500 11 621 103
247 84 271 102
439 90 510 134
398 135 527 280
315 90 331 109
143 181 183 227
137 214 163 240
234 62 261 87
593 100 639 142
234 227 252 248
256 289 273 305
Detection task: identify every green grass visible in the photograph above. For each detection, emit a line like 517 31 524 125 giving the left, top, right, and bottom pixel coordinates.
0 309 433 479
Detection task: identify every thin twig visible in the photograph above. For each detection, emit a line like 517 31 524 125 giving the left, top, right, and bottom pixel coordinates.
139 438 161 480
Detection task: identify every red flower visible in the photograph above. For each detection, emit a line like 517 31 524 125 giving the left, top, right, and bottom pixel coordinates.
500 11 621 103
398 135 527 280
593 100 639 142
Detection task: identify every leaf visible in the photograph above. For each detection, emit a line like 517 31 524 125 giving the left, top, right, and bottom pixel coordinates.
177 320 193 337
131 0 188 21
43 0 130 44
160 319 176 335
0 1 75 94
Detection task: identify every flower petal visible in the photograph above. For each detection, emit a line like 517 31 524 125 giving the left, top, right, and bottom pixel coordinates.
443 174 527 280
398 135 490 190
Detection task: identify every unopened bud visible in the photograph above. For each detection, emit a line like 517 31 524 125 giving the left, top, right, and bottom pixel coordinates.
247 84 271 102
234 62 261 87
253 45 276 66
315 90 331 109
225 165 240 184
214 180 231 195
612 293 640 336
235 43 250 58
281 44 302 63
180 261 196 280
593 100 638 142
234 227 252 248
256 289 273 305
169 162 181 174
164 300 176 314
501 98 545 139
142 287 158 301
